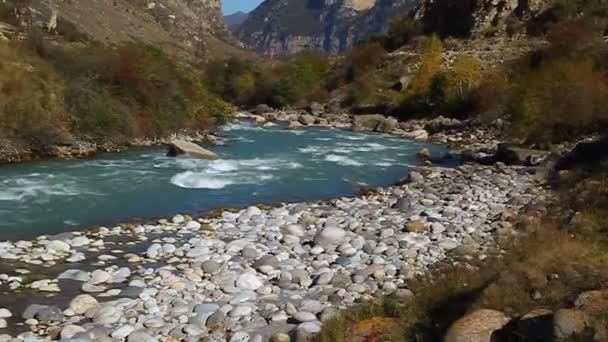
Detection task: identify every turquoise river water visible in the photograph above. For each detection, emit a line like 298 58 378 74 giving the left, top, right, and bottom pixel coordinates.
0 122 448 240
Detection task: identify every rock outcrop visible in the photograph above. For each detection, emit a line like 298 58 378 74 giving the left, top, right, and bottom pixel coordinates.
235 0 418 57
167 140 219 160
414 0 553 38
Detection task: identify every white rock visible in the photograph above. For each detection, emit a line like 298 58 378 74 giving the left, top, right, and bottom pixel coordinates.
0 309 10 319
314 227 346 246
46 240 70 253
90 270 111 285
69 294 99 315
236 273 263 291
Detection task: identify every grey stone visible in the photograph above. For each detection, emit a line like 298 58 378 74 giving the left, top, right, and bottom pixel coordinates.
35 306 63 322
58 269 90 282
93 306 122 325
22 304 48 320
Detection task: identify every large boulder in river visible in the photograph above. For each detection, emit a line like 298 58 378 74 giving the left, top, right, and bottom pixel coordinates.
353 114 386 132
167 140 218 160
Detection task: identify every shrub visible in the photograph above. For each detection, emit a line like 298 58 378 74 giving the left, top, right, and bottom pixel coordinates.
344 42 386 83
475 69 510 120
397 35 444 116
508 57 608 143
270 53 329 106
408 35 443 98
428 55 483 117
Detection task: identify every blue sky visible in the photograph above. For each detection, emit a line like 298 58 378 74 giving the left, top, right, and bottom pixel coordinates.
222 0 264 14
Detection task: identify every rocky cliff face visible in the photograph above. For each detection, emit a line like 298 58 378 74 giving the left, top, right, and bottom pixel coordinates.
235 0 419 57
414 0 553 38
235 0 557 57
29 0 235 60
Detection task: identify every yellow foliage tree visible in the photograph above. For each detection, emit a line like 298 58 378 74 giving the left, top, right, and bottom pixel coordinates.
444 55 482 102
407 35 443 98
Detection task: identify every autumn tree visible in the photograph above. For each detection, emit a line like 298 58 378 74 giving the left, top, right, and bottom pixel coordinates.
403 35 443 102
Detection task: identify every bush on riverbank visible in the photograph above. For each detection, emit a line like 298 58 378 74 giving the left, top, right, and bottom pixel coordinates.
0 32 232 144
205 53 329 108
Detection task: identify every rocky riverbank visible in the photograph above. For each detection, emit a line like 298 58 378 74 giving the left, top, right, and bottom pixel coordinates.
0 131 225 166
0 154 547 340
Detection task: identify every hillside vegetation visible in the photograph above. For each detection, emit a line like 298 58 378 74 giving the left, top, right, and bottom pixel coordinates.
0 2 232 149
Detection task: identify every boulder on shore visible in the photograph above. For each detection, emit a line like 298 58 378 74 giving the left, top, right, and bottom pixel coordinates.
495 144 548 166
353 114 386 132
445 309 510 342
167 140 218 160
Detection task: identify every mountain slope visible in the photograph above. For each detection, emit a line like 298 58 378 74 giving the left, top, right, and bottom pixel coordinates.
235 0 418 57
30 0 246 61
225 11 249 31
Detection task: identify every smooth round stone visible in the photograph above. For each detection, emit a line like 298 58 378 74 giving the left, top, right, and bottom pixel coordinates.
120 286 144 298
0 309 11 319
93 306 122 325
186 221 201 230
172 215 185 224
230 305 253 317
236 273 263 290
71 236 90 247
284 224 306 237
69 295 99 315
293 311 317 322
60 325 86 339
35 306 63 323
146 244 162 259
82 283 106 293
253 255 279 270
144 317 164 328
206 311 226 330
128 330 156 342
90 270 112 285
242 247 259 259
112 325 135 339
314 227 346 246
295 322 322 341
46 240 71 253
315 272 334 285
201 260 221 274
58 269 90 282
282 235 300 244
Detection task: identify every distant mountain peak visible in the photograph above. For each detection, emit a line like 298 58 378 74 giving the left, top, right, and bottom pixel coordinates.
234 0 419 57
224 10 250 31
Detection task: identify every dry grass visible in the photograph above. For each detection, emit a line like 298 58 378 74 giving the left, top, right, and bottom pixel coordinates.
0 42 70 142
